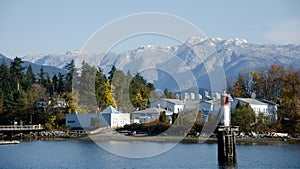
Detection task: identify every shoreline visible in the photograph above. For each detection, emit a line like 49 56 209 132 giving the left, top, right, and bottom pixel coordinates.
3 132 300 145
77 134 300 145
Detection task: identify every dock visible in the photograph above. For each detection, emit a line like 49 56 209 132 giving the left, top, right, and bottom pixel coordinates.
0 140 20 145
0 125 44 131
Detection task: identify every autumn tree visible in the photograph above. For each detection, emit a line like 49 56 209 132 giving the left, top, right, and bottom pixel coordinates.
250 65 285 102
104 81 117 108
278 66 300 133
229 73 251 98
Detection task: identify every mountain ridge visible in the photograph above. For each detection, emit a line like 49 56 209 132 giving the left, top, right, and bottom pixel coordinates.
0 54 67 77
19 37 300 90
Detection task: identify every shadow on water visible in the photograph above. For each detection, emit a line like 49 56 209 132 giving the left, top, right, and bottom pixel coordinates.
218 162 237 169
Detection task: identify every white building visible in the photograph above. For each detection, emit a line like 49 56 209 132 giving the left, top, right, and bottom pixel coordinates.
100 105 130 128
258 99 278 123
149 98 184 113
196 94 202 100
131 108 173 124
66 113 101 129
232 98 270 123
190 93 195 100
199 99 221 111
65 105 130 129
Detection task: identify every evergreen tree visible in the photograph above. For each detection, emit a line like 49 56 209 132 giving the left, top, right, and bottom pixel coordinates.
172 112 178 124
25 65 36 90
0 62 12 97
10 57 25 91
38 66 46 87
45 72 53 96
108 65 116 81
64 60 75 93
52 74 58 94
95 68 107 111
57 72 65 94
77 62 97 113
0 89 4 124
159 111 168 123
231 103 256 131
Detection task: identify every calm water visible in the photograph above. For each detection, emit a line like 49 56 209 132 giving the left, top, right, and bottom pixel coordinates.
1 140 300 169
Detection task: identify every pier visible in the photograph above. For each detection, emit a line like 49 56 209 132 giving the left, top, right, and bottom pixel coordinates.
0 125 44 140
0 125 44 131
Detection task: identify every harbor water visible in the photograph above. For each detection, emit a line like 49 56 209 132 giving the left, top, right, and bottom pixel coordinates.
1 140 300 169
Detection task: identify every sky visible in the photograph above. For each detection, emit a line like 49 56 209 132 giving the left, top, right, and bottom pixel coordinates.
0 0 300 58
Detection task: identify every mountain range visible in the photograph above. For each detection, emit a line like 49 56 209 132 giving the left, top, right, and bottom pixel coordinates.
0 54 67 77
10 37 300 91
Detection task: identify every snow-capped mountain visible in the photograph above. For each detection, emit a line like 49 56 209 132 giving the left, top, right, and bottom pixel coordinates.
0 54 67 77
22 37 300 91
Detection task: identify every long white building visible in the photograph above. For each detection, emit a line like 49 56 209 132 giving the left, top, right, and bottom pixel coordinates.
232 98 273 123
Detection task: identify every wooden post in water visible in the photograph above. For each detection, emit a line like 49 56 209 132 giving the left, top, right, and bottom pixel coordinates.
218 92 239 163
218 126 239 163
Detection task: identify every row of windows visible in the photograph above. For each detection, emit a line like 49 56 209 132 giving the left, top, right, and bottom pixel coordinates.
112 120 126 124
253 108 268 113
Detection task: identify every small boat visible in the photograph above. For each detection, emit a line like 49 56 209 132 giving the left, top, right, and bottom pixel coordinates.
0 140 20 145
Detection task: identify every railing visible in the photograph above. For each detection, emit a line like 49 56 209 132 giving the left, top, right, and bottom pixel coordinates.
0 125 44 131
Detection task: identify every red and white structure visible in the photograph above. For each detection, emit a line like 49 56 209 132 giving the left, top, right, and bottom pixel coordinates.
221 92 230 127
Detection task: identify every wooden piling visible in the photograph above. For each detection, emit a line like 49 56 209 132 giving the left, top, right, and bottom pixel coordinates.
218 126 239 163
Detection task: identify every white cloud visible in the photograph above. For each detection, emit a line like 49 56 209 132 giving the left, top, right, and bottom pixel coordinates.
264 18 300 44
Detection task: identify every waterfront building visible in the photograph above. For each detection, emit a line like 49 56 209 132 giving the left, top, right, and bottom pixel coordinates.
258 99 278 123
149 98 184 113
130 108 173 124
199 99 221 112
100 105 130 128
232 98 273 123
65 105 130 129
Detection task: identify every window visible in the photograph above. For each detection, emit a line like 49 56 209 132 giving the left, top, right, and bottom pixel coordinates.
67 120 75 123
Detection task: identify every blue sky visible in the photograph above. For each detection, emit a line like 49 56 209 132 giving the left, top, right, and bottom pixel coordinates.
1 0 300 58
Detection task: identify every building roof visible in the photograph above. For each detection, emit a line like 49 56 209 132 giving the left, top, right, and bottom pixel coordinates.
200 99 220 105
100 105 119 114
235 98 267 105
258 99 279 106
162 98 183 105
185 100 201 105
131 107 173 114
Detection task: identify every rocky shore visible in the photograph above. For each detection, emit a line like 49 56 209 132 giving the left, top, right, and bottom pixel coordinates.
2 130 299 145
83 134 300 145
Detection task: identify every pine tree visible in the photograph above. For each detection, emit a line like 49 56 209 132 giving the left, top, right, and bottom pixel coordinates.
95 68 107 111
64 60 75 93
0 62 12 97
108 65 116 81
38 66 46 87
25 65 36 90
57 72 65 94
159 111 168 123
10 57 25 91
52 74 58 94
77 62 97 113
